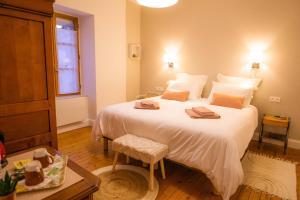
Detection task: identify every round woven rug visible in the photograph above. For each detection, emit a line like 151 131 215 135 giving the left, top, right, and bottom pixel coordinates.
92 165 159 200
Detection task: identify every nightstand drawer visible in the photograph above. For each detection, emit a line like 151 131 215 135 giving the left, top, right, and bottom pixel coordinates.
263 115 289 128
263 119 289 128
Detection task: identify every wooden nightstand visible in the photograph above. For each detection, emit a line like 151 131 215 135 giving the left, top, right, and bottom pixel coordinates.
259 114 291 153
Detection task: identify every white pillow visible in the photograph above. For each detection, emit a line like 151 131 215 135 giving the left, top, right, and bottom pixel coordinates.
217 73 262 90
208 82 254 107
176 73 207 83
167 73 208 99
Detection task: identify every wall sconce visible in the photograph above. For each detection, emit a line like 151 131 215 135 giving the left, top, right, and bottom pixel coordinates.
248 50 264 76
167 62 174 68
252 62 260 69
163 52 177 69
247 49 264 77
245 42 269 76
248 44 266 70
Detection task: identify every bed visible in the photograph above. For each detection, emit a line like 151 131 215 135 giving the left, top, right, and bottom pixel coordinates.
92 96 258 200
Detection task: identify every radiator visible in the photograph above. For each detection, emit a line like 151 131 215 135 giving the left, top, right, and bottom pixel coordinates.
56 96 89 127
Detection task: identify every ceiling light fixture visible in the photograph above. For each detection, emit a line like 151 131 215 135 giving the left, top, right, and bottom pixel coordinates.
136 0 178 8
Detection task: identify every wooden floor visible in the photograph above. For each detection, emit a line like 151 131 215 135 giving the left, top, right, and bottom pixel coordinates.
58 127 300 200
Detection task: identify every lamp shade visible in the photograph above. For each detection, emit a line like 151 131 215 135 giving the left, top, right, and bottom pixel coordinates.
136 0 178 8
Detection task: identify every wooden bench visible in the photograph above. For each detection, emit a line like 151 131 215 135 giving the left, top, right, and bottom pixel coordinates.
112 134 168 190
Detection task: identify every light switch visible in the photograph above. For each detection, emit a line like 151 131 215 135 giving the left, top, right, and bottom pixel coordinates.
269 96 281 103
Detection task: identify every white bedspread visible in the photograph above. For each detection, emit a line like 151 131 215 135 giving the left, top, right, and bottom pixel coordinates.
92 97 258 200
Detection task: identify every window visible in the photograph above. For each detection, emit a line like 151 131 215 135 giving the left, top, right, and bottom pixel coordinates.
54 13 81 96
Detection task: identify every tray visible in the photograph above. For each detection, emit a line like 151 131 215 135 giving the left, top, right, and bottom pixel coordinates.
14 154 68 193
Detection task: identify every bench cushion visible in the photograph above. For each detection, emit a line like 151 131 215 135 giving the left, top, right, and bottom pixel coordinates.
112 134 168 164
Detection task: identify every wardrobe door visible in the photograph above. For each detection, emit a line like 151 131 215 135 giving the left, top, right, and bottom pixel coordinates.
0 7 57 153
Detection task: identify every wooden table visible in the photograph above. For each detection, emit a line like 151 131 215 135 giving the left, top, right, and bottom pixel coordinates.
7 146 100 200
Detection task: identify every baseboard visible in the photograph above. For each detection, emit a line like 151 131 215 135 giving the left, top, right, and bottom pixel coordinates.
57 120 92 134
252 132 300 150
88 119 95 126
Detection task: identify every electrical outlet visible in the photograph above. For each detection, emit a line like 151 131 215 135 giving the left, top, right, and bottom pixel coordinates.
155 86 165 92
269 96 281 103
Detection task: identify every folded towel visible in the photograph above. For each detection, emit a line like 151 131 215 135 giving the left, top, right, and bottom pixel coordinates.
141 100 157 107
192 106 215 116
185 109 220 119
134 101 160 110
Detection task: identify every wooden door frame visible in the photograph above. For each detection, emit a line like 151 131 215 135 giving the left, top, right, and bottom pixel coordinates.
53 12 82 97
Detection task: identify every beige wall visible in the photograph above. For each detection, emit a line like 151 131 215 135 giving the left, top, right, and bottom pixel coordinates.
140 0 300 139
55 0 127 116
126 0 141 101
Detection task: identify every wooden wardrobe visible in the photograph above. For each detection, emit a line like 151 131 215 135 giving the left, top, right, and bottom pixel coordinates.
0 0 57 154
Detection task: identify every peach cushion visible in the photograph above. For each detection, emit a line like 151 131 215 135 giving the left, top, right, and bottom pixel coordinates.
161 90 190 102
210 93 245 109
